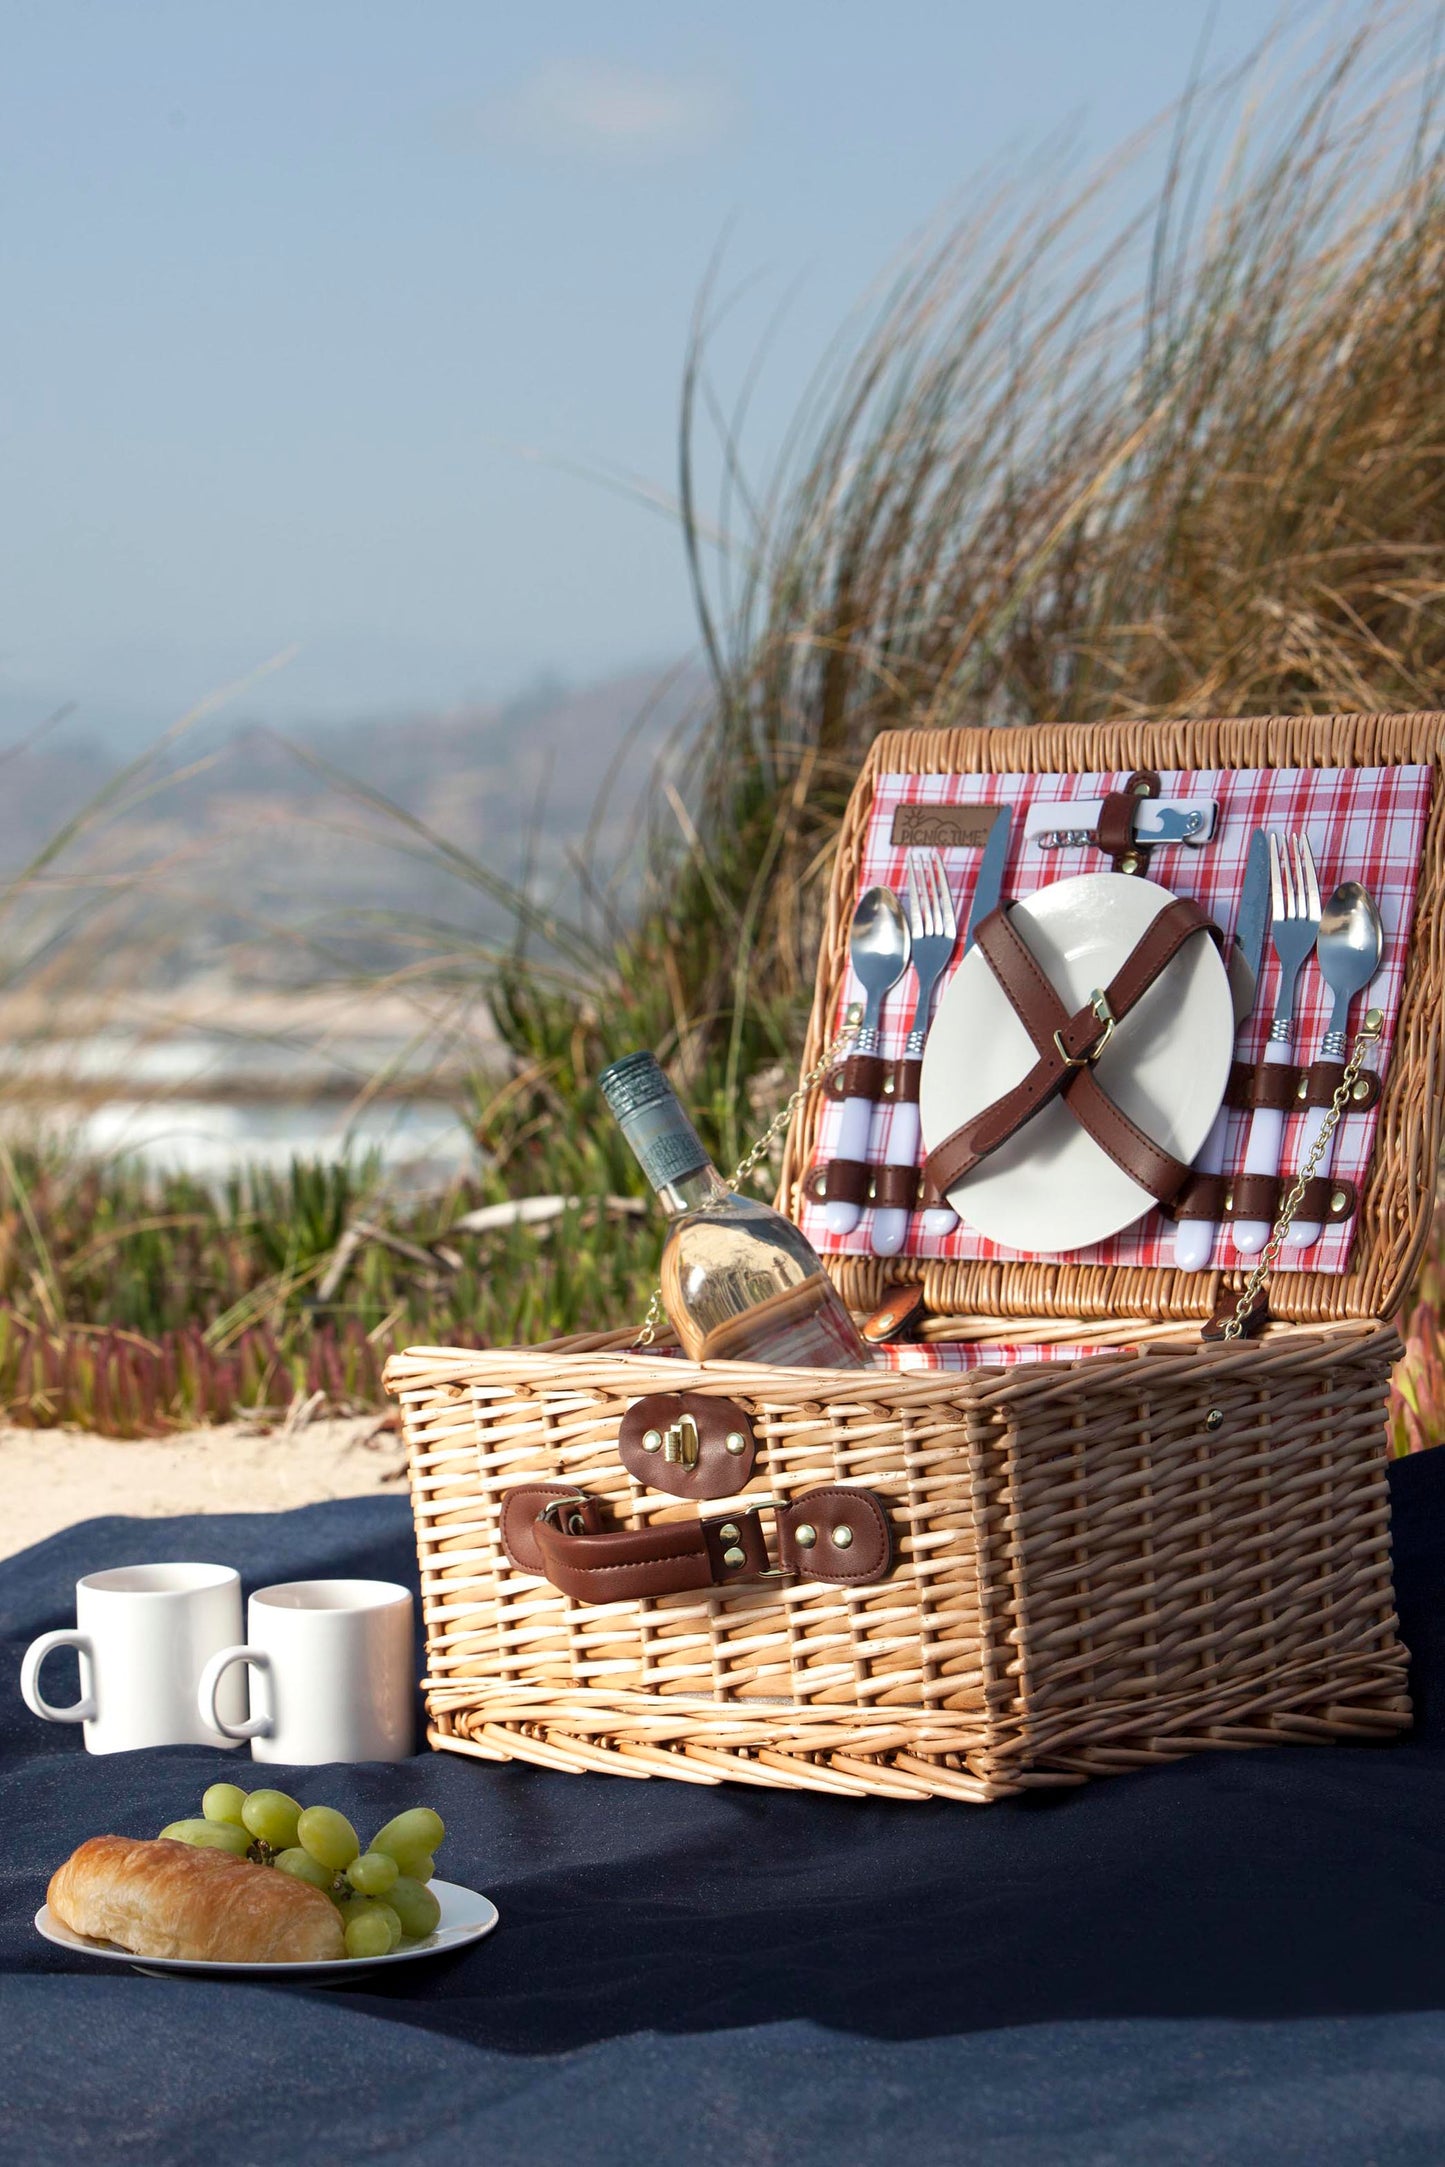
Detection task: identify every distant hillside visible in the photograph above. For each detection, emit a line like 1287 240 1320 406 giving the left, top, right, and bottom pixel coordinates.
0 664 700 993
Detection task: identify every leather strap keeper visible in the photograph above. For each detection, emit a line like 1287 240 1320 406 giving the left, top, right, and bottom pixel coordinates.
1165 1173 1357 1226
808 1159 938 1208
871 1163 926 1210
1224 1059 1381 1112
813 1157 869 1206
826 1052 887 1102
823 1055 922 1104
502 1485 892 1603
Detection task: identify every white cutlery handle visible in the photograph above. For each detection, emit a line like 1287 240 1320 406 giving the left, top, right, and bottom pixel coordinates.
1173 1104 1230 1271
1231 1041 1292 1256
823 1094 876 1234
1281 1102 1335 1250
920 1206 960 1239
870 1103 920 1255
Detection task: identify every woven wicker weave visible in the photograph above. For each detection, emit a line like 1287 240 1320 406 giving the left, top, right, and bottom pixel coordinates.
386 713 1441 1803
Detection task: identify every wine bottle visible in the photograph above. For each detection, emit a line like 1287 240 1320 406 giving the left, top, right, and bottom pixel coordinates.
599 1052 873 1369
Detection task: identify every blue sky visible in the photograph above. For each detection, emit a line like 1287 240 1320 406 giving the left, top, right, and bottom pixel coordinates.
3 1 1297 739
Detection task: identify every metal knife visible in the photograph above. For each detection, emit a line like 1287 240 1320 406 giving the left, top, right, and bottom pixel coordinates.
963 805 1014 949
922 807 1013 1236
1173 826 1271 1271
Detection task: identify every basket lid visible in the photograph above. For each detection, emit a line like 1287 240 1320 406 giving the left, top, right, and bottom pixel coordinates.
780 712 1445 1327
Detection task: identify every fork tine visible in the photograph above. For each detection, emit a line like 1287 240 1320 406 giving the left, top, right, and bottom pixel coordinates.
1268 831 1284 922
931 849 957 939
921 850 939 940
1297 832 1321 920
904 852 923 939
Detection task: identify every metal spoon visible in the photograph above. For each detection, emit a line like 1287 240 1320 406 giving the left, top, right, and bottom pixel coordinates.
823 885 911 1235
1282 880 1384 1251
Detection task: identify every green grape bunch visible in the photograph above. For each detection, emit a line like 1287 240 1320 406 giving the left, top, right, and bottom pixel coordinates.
158 1786 446 1955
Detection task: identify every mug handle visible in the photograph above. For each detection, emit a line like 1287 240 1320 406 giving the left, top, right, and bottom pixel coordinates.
198 1645 274 1741
21 1630 97 1724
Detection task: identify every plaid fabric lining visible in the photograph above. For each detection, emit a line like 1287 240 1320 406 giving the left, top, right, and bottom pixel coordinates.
798 763 1434 1274
875 1340 1116 1371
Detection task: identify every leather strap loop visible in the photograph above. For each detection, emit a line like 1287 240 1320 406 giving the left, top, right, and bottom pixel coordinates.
1224 1058 1382 1112
923 895 1222 1206
507 1485 893 1603
871 1164 925 1210
818 1158 870 1206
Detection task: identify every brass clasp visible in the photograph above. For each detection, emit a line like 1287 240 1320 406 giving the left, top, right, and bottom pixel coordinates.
1054 988 1116 1071
662 1413 700 1469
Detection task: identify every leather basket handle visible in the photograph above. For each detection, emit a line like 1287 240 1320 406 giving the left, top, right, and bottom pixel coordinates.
502 1485 891 1604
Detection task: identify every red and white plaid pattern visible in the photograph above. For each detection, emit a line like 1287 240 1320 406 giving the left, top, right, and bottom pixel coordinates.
875 1339 1115 1371
799 762 1434 1275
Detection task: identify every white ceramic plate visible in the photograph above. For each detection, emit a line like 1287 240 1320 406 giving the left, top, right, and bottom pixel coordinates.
919 873 1234 1253
34 1876 498 1982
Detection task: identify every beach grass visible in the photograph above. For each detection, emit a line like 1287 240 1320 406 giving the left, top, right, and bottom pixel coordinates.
3 14 1445 1441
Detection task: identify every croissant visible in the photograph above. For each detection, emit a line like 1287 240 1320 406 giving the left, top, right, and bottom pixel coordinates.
48 1836 346 1963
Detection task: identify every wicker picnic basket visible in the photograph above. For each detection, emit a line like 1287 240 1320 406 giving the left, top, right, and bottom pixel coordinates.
385 711 1445 1802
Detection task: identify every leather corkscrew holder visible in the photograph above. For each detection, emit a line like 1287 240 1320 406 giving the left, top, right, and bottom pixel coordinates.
1096 770 1162 875
500 1483 891 1604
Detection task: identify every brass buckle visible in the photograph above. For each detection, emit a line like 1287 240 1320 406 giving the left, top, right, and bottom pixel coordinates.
537 1494 591 1536
1054 988 1116 1070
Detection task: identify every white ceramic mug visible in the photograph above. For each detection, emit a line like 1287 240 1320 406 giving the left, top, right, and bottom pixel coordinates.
21 1563 246 1754
197 1579 415 1764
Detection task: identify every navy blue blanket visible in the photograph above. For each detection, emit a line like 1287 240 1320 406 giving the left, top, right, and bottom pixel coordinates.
3 1452 1444 2165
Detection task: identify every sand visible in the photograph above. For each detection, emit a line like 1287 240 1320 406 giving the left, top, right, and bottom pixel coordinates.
2 1412 408 1560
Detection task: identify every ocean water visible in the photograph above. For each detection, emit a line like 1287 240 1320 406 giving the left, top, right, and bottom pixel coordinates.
0 1025 479 1182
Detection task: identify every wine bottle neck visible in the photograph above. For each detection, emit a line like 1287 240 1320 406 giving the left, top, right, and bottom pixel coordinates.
656 1162 733 1216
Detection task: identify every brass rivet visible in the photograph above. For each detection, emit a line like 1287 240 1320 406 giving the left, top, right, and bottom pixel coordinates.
642 1429 662 1452
1119 853 1140 875
1351 1078 1370 1104
1331 1188 1349 1215
882 1074 895 1096
724 1431 747 1455
1204 1409 1224 1432
723 1546 746 1569
1131 778 1152 797
831 1524 855 1549
1364 1007 1384 1032
1222 1191 1234 1213
794 1523 817 1549
718 1522 740 1543
866 1178 878 1201
1296 1077 1310 1101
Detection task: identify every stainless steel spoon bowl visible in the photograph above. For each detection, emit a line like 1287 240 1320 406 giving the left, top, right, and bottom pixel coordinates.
1316 881 1384 1053
848 885 911 1051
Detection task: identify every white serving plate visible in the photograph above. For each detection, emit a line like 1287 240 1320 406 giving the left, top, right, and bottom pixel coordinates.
919 872 1234 1253
35 1876 498 1981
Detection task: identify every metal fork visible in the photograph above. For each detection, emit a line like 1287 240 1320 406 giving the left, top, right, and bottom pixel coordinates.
1230 831 1322 1257
871 849 959 1256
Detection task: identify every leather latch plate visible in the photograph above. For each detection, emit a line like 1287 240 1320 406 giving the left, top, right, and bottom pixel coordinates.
618 1392 759 1499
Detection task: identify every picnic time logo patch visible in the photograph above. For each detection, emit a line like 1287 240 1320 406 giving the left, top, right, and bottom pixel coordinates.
889 803 1003 849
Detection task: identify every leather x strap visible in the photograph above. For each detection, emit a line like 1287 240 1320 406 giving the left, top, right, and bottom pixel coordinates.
922 895 1223 1208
